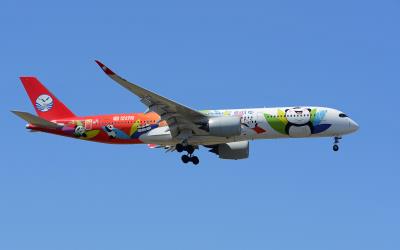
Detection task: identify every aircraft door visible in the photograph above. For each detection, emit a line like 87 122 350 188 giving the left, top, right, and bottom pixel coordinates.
85 119 93 130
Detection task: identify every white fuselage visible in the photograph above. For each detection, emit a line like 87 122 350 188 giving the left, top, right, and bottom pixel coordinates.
141 106 359 146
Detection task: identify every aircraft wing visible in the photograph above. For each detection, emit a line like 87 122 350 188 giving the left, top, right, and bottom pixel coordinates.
95 60 208 138
12 110 62 129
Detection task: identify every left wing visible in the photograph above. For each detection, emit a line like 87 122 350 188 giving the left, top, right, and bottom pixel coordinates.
95 60 208 139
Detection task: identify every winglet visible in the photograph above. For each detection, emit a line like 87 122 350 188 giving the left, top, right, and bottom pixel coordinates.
95 60 115 75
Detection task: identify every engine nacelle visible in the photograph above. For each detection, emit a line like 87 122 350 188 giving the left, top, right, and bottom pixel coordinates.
204 116 241 137
211 141 249 160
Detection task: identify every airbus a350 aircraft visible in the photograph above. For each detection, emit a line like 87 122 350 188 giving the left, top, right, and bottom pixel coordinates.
13 61 359 165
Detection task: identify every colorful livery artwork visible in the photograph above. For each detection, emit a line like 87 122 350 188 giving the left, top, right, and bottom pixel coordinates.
13 61 359 165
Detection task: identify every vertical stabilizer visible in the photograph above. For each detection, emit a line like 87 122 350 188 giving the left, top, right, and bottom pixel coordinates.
20 77 75 120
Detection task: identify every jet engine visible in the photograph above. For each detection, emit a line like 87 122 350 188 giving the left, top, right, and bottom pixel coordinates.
200 116 242 137
209 141 249 160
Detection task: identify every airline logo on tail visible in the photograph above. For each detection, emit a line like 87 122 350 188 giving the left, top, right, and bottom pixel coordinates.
20 76 75 120
35 94 54 112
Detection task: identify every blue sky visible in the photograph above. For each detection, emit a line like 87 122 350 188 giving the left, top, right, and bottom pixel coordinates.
1 0 399 249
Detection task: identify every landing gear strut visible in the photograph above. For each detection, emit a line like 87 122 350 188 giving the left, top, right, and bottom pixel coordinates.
177 143 199 165
176 143 184 153
333 136 341 151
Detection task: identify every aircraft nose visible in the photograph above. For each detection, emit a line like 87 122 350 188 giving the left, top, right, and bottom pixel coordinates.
349 119 359 132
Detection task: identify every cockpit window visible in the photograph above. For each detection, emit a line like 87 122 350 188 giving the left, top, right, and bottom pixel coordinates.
339 113 348 118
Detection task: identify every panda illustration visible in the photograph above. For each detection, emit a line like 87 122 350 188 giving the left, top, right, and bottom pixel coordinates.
74 125 87 137
104 124 117 139
285 107 314 137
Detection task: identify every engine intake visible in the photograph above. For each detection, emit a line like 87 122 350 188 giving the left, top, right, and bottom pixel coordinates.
201 116 241 137
209 141 249 160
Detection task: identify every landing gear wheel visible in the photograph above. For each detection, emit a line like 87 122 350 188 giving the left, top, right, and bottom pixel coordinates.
181 155 190 163
176 144 184 153
191 156 200 165
333 145 339 151
186 145 195 155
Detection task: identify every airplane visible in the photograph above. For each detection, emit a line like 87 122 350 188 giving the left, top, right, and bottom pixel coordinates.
12 61 359 165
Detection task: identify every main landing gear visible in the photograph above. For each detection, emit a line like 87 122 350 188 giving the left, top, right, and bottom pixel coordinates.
181 155 200 165
176 143 200 165
333 136 342 152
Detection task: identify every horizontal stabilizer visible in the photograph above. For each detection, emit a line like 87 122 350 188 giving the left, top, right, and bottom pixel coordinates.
11 110 62 129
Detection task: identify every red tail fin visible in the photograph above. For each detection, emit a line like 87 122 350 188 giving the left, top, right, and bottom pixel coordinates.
20 77 75 120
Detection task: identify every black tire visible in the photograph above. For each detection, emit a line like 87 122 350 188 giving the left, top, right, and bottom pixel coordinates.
333 145 339 151
176 144 184 153
181 155 190 164
191 156 200 165
186 145 195 154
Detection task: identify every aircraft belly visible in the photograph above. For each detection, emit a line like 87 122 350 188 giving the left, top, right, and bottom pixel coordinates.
140 134 177 144
139 126 177 144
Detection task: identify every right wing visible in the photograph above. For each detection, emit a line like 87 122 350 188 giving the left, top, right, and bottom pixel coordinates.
12 110 62 129
95 60 208 138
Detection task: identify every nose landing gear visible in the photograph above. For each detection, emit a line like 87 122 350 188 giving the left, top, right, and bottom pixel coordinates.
333 144 339 151
176 143 200 165
333 136 341 151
